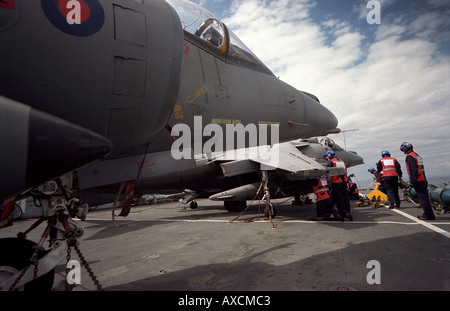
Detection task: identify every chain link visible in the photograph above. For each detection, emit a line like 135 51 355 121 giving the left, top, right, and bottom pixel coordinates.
8 209 102 290
9 262 30 291
9 251 39 291
65 245 72 291
32 261 39 291
73 244 103 291
9 240 103 291
63 238 103 291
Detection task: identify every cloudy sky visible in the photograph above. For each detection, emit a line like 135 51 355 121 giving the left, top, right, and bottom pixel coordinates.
189 0 450 183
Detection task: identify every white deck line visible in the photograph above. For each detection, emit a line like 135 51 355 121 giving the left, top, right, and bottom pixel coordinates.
391 208 450 239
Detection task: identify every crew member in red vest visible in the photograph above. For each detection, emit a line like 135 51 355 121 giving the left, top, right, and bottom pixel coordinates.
400 142 435 220
348 178 359 200
376 150 402 209
326 151 352 221
309 176 341 221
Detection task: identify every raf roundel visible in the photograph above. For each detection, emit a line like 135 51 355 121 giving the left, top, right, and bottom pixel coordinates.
0 0 15 10
41 0 104 37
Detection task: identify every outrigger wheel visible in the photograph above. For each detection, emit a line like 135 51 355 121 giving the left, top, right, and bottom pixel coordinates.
0 238 54 291
189 201 198 209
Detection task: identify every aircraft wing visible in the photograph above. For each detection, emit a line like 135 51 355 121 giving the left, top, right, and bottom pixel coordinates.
209 142 345 179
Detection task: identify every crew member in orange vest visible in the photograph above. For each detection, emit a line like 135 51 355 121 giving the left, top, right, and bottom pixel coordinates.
400 142 435 220
309 176 341 221
326 151 352 221
348 178 359 200
376 150 402 209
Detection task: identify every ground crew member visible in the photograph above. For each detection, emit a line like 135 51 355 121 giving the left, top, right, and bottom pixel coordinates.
376 150 402 208
327 151 352 221
400 142 435 220
368 167 386 194
309 177 341 221
348 178 359 200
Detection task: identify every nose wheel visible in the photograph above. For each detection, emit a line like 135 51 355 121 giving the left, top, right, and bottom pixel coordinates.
0 238 54 291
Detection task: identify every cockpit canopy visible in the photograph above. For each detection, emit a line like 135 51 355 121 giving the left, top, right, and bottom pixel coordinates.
319 137 336 150
166 0 274 76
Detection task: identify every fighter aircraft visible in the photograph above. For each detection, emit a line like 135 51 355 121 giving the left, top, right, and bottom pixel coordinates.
106 136 363 215
293 137 364 169
188 136 363 213
0 0 341 290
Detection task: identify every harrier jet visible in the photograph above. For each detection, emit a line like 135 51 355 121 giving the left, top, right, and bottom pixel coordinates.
0 0 341 290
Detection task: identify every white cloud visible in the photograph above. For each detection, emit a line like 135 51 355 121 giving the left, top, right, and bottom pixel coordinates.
223 0 450 180
374 24 406 40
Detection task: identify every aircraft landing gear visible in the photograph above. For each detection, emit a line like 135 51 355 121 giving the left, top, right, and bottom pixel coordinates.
0 238 54 291
262 171 276 228
264 204 277 218
0 174 102 291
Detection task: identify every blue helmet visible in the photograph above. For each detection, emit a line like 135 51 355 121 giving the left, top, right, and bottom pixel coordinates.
381 150 390 157
326 151 336 159
368 167 376 173
400 142 413 152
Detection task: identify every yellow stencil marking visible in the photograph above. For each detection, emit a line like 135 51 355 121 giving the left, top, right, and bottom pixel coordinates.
174 105 184 119
186 85 208 103
211 119 242 125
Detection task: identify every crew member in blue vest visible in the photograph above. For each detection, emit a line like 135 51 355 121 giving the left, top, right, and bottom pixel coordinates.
376 150 402 209
400 142 435 220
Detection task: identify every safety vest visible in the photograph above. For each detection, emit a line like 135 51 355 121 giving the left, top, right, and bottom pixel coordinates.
380 157 398 177
348 181 359 195
312 177 331 201
406 151 426 182
330 158 348 183
375 170 384 182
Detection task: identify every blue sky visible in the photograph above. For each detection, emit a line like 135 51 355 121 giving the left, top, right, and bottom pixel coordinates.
188 0 450 182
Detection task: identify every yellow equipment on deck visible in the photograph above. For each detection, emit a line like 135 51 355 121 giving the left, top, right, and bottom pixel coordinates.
366 184 388 208
357 184 388 208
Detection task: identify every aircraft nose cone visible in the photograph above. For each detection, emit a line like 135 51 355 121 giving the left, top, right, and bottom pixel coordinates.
350 152 365 166
301 93 340 137
26 108 113 188
1 96 113 200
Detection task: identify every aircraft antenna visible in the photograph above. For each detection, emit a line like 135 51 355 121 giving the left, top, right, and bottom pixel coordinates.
333 129 359 150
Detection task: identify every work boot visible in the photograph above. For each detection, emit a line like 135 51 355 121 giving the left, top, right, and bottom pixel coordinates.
308 216 325 221
417 215 435 220
345 212 353 221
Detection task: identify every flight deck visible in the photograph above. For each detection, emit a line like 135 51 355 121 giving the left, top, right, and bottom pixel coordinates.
1 198 448 291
